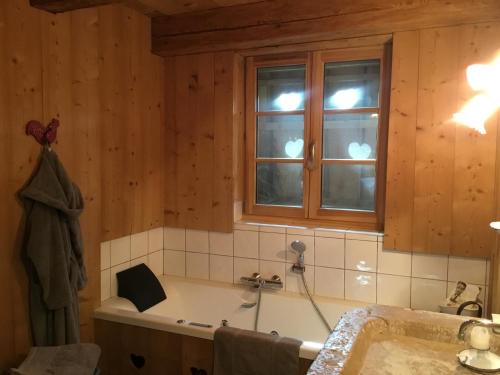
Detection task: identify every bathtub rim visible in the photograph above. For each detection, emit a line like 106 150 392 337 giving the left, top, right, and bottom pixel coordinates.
95 275 364 360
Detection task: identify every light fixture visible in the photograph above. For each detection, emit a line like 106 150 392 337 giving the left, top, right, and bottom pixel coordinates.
454 52 500 134
274 92 303 111
330 88 362 109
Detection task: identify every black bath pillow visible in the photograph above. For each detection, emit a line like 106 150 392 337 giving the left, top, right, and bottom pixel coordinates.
116 263 166 312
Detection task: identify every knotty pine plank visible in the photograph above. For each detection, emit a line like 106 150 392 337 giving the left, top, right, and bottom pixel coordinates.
383 31 419 251
412 27 460 254
451 22 500 257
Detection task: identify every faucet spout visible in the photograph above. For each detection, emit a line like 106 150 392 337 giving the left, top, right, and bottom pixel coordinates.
458 319 500 340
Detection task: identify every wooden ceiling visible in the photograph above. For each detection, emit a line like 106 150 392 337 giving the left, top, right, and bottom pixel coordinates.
30 0 500 57
30 0 261 16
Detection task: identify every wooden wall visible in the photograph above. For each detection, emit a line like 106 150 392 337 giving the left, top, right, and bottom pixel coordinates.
384 22 500 257
164 52 242 232
0 0 164 369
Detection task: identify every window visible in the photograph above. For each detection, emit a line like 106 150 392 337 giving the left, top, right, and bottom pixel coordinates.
245 47 389 230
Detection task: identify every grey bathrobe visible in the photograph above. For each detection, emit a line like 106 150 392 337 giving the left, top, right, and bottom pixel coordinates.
20 147 87 346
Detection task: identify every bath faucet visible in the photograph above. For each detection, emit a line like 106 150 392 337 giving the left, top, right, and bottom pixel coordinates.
290 240 306 273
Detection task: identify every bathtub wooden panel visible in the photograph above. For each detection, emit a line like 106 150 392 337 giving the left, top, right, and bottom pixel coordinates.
95 319 313 374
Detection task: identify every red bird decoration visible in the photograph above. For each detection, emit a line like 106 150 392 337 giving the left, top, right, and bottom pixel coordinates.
26 119 59 146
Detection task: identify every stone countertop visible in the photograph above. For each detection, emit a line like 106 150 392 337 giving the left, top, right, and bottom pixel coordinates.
307 305 497 375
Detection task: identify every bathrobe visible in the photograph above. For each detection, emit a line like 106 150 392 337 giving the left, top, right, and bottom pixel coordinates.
20 147 87 346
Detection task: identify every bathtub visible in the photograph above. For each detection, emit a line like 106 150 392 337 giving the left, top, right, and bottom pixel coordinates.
94 276 365 360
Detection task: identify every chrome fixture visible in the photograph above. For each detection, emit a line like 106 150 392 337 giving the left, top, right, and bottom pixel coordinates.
457 319 500 372
240 273 283 290
290 240 306 273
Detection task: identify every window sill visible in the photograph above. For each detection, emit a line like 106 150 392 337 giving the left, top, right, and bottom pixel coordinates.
239 213 383 234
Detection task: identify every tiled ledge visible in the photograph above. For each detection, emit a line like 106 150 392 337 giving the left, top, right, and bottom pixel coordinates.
100 224 490 316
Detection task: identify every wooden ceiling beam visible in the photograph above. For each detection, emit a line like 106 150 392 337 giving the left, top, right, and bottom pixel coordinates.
30 0 121 13
152 0 500 56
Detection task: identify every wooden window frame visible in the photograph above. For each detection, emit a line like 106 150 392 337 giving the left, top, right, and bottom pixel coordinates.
244 45 390 231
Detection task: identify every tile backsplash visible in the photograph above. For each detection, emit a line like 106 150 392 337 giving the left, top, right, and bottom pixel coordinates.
100 223 490 314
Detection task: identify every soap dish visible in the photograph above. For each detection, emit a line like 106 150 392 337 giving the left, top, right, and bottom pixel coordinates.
458 349 500 373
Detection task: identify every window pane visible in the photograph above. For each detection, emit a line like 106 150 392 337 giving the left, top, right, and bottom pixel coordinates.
257 65 305 112
257 115 304 158
323 113 378 159
321 164 375 211
323 60 380 110
256 163 303 206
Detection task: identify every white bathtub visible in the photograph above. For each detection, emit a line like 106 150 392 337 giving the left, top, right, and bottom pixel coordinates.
94 276 365 360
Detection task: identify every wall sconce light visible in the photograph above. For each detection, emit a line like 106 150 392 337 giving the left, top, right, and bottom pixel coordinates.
453 53 500 135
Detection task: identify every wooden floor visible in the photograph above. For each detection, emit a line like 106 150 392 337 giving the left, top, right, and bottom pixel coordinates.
95 319 313 374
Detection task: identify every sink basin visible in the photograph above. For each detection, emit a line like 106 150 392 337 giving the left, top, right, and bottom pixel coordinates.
308 305 500 375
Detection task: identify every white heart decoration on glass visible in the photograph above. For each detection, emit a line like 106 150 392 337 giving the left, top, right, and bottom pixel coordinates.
348 142 372 159
285 139 304 158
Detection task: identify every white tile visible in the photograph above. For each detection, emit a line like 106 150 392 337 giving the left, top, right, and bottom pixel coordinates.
448 256 487 285
209 231 234 256
345 230 379 242
377 244 411 276
186 252 209 280
233 222 259 231
345 270 376 303
377 274 411 308
234 230 259 259
286 234 315 265
210 255 233 283
101 269 111 301
345 240 377 272
111 261 131 297
259 260 286 288
164 227 186 251
234 257 259 283
131 231 148 259
100 241 111 270
259 232 286 262
110 236 131 267
285 263 314 294
148 227 164 253
148 250 163 276
411 278 447 312
314 237 344 269
286 227 315 236
259 224 287 233
164 250 185 277
186 229 209 253
411 253 448 280
314 267 344 299
314 229 345 239
130 255 147 268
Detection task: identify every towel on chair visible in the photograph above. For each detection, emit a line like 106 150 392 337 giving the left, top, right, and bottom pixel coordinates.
213 326 302 375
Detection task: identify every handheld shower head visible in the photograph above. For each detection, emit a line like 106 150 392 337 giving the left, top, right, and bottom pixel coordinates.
290 240 306 254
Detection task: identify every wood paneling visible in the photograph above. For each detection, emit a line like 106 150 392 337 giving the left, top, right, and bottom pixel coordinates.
95 319 313 374
164 52 236 232
384 22 500 257
0 1 164 369
151 0 500 56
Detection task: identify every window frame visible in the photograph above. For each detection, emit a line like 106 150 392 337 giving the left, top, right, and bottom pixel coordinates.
244 46 390 230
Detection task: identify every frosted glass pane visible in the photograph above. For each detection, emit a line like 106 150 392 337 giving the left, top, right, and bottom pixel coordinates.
257 65 305 112
323 60 380 110
256 163 303 206
257 115 304 158
322 164 375 211
323 113 378 159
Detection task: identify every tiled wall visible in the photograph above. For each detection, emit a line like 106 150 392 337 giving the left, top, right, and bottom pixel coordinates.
100 227 165 301
101 223 490 314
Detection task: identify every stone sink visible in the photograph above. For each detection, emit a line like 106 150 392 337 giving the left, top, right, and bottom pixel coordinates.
308 305 500 375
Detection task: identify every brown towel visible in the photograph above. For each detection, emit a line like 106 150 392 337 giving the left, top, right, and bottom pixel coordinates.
214 326 302 375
